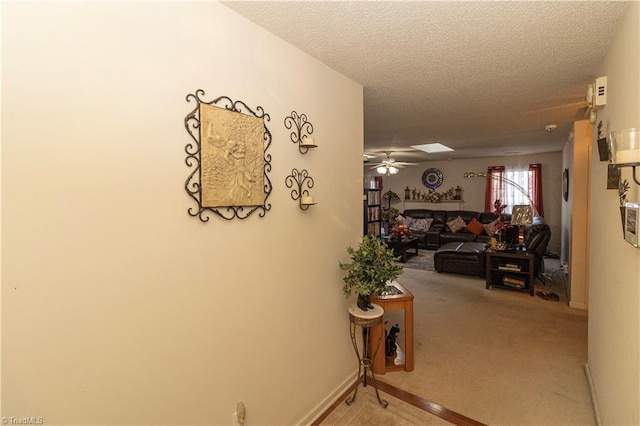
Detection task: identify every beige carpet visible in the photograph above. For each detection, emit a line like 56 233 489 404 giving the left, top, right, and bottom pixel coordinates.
326 259 593 425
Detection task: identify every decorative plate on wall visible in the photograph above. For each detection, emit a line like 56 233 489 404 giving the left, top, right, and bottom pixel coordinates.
422 168 443 189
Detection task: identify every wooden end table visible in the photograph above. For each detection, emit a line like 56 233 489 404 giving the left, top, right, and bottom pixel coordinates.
370 281 414 375
485 249 536 296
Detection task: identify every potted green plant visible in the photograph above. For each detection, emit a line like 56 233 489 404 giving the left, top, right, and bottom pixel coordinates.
381 206 400 231
339 235 404 311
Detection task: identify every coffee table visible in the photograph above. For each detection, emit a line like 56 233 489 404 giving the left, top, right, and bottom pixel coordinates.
384 236 419 262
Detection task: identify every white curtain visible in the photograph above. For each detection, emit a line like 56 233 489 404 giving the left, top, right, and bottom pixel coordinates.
504 166 532 213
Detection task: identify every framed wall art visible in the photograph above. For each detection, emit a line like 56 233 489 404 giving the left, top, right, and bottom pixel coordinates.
607 164 621 189
184 90 272 221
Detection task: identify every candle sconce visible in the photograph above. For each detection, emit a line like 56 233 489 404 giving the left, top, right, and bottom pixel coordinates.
284 111 317 154
609 128 640 185
285 168 316 210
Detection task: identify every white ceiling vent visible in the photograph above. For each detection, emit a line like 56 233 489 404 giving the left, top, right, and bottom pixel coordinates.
594 76 607 107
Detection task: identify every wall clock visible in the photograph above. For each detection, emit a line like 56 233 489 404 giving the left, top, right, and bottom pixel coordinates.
422 168 443 189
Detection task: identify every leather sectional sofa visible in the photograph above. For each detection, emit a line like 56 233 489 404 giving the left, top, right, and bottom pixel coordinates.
401 208 551 279
402 209 517 250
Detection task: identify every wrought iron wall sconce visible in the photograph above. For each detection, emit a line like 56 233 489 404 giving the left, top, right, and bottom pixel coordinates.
284 111 317 154
285 168 317 210
609 128 640 185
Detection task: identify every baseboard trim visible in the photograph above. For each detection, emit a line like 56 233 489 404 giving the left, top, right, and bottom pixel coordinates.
570 301 588 310
301 371 358 425
584 363 602 426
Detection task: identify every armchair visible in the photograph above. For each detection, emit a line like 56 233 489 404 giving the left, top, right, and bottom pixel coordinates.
524 219 551 284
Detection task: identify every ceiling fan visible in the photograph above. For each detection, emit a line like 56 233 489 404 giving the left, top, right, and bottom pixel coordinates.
367 152 418 175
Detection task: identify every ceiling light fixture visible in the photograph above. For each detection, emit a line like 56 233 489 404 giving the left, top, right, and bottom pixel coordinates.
377 165 399 175
545 124 557 132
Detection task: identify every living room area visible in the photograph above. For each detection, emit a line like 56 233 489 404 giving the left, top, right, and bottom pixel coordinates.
2 2 639 426
318 149 587 425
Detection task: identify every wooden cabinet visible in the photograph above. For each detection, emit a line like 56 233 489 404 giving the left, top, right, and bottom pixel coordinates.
370 281 414 374
486 250 536 296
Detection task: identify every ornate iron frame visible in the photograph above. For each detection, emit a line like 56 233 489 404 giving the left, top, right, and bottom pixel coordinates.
184 90 272 221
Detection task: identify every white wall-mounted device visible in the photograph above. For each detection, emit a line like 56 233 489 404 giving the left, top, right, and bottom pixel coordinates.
586 76 608 124
594 76 607 107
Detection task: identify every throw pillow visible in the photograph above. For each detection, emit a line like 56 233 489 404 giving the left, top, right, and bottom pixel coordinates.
466 217 485 236
405 216 417 230
446 216 466 233
484 219 499 236
414 218 433 231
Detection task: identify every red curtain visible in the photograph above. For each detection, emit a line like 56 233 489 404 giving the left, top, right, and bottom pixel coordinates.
528 163 544 217
485 166 505 212
485 164 545 216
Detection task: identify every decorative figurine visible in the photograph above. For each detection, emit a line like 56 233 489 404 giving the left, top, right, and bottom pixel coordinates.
404 186 411 200
454 185 463 200
385 323 400 357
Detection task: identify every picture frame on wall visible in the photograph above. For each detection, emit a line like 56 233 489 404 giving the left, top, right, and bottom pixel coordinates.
607 164 621 189
597 137 609 161
562 168 569 201
183 90 273 221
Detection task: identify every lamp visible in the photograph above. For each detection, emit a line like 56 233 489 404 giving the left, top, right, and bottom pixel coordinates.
464 172 539 250
511 205 533 250
377 165 399 175
463 172 539 215
609 128 640 185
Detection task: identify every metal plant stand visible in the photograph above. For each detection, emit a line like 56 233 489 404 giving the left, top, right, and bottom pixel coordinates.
346 303 388 408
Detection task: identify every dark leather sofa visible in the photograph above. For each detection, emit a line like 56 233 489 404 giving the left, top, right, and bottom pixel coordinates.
431 216 551 277
402 209 518 250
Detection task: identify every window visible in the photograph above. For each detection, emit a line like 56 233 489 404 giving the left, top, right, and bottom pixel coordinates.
485 164 544 216
503 168 531 213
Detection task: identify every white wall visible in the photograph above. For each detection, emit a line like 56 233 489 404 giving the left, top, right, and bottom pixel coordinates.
376 152 563 253
1 2 363 424
586 2 640 424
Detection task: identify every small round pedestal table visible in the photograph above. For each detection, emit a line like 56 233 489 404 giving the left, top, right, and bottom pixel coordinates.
346 303 388 408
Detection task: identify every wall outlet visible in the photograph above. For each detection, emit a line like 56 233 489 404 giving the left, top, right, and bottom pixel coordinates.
562 263 569 274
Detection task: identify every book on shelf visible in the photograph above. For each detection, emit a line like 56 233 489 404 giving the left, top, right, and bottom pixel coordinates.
367 191 381 205
498 265 521 271
502 275 526 288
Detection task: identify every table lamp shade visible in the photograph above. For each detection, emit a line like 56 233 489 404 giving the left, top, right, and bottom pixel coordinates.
511 205 533 249
511 205 533 226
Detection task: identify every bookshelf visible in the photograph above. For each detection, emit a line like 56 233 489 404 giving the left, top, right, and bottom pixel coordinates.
364 177 383 237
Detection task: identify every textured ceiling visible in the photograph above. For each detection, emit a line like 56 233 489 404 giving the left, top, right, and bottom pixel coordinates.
222 1 628 162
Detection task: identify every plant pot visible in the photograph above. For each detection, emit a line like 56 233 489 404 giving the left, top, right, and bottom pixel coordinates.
357 294 373 311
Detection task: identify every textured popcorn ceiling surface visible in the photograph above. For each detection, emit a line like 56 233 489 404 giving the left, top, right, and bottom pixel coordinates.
223 1 628 162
